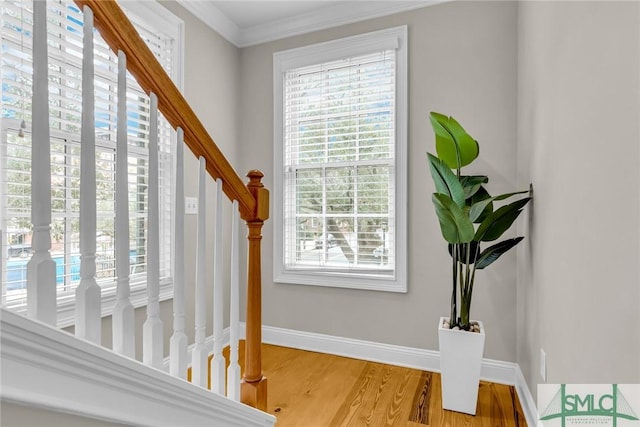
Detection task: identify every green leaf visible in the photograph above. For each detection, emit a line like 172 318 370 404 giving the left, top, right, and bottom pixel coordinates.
474 197 531 242
430 116 462 170
460 175 488 199
468 186 492 223
427 153 465 207
493 189 530 201
429 112 480 169
469 190 529 223
461 176 489 186
469 198 494 223
475 237 524 269
432 193 475 244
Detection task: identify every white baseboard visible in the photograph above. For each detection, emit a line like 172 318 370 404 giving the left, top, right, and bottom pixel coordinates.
256 323 516 385
515 364 540 427
261 323 440 372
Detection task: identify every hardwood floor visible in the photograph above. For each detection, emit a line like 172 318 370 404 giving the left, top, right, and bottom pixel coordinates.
227 342 526 427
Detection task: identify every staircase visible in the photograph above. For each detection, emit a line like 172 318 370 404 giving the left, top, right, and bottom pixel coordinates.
0 1 273 425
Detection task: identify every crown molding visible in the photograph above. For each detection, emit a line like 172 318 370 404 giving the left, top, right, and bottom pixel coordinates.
238 1 444 47
176 1 242 45
176 1 451 48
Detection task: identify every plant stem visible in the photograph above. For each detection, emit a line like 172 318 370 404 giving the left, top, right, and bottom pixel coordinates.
461 293 470 328
461 243 481 330
459 242 471 329
465 242 471 297
457 244 463 326
450 243 457 328
468 243 480 308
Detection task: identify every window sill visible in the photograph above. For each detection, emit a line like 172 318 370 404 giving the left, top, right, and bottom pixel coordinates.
275 270 406 293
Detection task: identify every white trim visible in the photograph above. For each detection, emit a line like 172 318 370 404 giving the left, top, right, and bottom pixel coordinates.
176 0 451 48
120 0 185 92
273 26 406 70
122 1 183 40
247 322 514 385
515 364 540 427
261 323 440 373
175 1 241 47
273 271 406 293
0 308 275 427
272 26 408 293
394 25 409 295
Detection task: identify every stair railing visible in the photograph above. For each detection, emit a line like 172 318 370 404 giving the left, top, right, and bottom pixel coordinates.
20 0 268 411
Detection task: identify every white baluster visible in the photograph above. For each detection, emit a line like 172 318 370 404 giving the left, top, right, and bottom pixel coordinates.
112 50 134 358
210 178 226 395
27 0 56 325
143 93 163 368
191 156 208 388
75 6 101 344
227 200 241 401
170 128 188 379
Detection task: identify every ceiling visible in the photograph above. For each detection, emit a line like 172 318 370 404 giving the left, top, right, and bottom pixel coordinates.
175 1 443 47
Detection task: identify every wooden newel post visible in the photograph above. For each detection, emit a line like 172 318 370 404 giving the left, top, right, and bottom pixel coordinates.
241 170 269 410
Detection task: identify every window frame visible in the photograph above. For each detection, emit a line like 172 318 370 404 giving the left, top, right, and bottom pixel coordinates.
272 26 408 293
0 0 184 327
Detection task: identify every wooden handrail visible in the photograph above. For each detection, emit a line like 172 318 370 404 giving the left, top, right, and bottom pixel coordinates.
73 0 258 221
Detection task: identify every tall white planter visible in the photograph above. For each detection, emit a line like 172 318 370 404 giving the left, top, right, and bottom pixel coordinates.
438 317 485 415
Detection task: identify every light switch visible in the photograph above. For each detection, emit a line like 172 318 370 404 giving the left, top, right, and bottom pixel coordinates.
185 197 198 215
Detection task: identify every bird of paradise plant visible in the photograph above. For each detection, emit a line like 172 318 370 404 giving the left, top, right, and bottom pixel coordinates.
428 112 531 331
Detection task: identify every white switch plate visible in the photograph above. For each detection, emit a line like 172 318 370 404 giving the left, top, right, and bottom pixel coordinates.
540 348 547 382
185 197 198 215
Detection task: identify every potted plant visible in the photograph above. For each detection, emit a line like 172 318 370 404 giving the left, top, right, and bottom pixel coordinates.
427 112 531 415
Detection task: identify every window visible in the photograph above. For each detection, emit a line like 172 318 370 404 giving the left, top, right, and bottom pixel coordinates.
273 26 407 292
0 0 183 326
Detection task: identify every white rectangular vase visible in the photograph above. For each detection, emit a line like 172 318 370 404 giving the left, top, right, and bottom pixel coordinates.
438 317 485 415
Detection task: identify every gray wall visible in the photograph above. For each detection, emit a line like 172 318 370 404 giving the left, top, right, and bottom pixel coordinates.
237 1 520 362
517 0 640 398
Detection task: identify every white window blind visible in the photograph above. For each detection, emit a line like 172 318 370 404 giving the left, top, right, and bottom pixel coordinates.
0 0 178 321
274 26 407 292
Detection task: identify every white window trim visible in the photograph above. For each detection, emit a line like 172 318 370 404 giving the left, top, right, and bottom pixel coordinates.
121 1 185 93
0 0 184 328
272 26 408 293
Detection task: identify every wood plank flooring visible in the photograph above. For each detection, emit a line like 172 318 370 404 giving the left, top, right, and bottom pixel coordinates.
226 342 526 427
